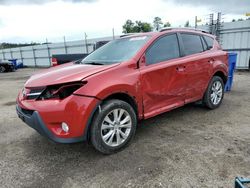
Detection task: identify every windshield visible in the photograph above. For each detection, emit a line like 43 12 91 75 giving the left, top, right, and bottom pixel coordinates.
81 36 151 65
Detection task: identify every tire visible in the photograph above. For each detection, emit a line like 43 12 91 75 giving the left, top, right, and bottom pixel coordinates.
0 66 5 73
90 99 137 154
203 76 225 109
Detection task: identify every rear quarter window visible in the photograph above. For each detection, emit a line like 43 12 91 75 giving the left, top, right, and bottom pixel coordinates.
203 36 214 50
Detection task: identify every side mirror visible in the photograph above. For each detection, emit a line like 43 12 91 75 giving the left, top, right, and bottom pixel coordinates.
207 45 213 50
139 54 146 65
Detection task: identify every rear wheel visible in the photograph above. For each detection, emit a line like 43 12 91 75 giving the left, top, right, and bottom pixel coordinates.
90 99 137 154
203 76 224 109
0 66 5 73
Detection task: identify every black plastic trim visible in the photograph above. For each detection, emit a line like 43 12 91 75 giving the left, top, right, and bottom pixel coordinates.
16 105 86 143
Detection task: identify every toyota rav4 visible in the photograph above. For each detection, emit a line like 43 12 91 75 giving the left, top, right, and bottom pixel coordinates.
16 28 228 154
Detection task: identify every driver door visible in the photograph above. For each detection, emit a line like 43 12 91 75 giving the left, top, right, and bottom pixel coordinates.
139 33 187 119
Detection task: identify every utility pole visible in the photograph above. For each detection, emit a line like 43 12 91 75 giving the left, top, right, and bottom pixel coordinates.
209 13 214 34
216 12 222 44
46 38 51 66
195 16 202 29
195 16 197 29
63 36 68 54
84 32 88 54
112 28 115 40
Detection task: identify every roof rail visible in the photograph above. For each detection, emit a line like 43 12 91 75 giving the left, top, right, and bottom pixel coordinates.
160 27 209 34
120 33 142 38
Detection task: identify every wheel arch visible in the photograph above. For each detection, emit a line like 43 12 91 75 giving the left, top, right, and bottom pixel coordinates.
85 92 140 142
102 92 139 118
213 71 228 84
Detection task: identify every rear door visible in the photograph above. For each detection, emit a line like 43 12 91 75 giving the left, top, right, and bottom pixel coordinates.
139 33 187 118
179 33 212 103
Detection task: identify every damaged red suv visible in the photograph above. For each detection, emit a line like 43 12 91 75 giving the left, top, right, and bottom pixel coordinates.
17 28 228 154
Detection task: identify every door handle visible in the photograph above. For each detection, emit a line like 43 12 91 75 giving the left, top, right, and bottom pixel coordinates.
176 66 186 72
208 58 214 64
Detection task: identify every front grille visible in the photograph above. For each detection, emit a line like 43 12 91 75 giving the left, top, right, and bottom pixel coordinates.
20 107 34 116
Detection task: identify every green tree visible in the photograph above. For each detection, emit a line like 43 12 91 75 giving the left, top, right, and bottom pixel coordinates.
134 21 152 32
163 21 171 27
122 20 152 33
133 21 142 32
0 42 40 49
153 17 163 31
122 19 135 33
141 22 153 32
184 20 190 27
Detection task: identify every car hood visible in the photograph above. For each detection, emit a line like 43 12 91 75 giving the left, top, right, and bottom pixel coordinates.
25 63 119 87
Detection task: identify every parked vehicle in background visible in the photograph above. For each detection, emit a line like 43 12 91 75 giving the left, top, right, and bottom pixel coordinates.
51 54 89 66
51 40 110 66
0 60 15 73
94 41 110 50
16 28 228 154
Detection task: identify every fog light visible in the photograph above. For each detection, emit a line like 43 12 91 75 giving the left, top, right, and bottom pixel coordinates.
62 122 69 133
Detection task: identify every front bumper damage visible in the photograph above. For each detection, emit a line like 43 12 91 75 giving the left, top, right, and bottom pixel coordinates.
16 105 85 143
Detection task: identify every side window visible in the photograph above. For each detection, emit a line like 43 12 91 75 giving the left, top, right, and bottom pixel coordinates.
201 36 208 51
146 34 180 65
181 33 204 56
203 36 214 50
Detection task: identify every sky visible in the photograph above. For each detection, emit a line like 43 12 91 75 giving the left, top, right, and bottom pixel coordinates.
0 0 249 43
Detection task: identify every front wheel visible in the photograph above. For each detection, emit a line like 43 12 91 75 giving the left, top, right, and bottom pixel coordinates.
90 99 137 154
203 76 225 109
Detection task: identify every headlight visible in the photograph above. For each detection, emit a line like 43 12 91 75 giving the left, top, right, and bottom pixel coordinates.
38 81 85 100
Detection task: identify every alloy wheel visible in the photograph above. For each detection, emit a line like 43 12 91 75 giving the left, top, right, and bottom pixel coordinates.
101 108 132 147
210 80 223 105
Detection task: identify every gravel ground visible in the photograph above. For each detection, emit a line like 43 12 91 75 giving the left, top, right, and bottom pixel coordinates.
0 68 250 188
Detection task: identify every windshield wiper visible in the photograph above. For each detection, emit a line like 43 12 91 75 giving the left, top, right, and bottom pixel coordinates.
84 62 104 65
74 59 82 64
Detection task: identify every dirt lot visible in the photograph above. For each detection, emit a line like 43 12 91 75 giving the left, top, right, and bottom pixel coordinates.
0 68 250 188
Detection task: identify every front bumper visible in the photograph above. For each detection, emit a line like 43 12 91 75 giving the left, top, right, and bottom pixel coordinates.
16 92 100 143
16 105 85 143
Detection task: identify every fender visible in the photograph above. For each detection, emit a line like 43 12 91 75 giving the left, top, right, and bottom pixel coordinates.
74 62 144 119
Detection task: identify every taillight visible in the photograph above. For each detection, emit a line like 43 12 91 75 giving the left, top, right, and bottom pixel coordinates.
52 58 58 66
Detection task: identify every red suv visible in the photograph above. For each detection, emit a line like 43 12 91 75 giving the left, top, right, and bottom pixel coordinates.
16 28 228 154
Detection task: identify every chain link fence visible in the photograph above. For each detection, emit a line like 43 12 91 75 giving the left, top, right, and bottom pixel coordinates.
0 36 114 67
